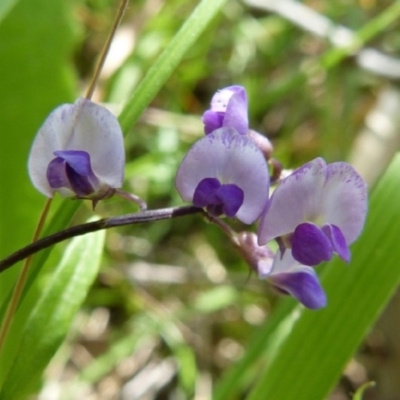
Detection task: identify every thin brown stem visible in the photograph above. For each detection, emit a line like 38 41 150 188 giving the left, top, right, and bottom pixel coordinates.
0 205 202 275
85 0 129 100
0 198 53 353
204 214 240 246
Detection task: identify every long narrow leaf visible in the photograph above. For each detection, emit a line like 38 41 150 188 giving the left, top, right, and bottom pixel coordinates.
118 0 228 134
0 227 105 399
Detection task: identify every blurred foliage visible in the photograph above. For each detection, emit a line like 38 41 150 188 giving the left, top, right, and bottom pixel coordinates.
1 0 400 398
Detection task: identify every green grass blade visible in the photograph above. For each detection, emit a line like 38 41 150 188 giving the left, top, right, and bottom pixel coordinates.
118 0 228 134
246 154 400 400
0 226 106 399
322 1 400 69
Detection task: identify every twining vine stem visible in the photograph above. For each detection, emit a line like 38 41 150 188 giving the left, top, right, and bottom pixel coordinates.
0 206 203 274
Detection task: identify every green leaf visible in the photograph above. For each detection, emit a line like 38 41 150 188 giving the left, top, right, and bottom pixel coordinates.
0 0 18 23
352 382 376 400
0 0 77 321
245 154 400 400
0 226 105 399
118 0 228 134
214 299 296 400
0 0 76 260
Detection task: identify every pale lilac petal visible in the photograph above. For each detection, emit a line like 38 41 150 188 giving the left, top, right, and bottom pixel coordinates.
236 232 275 278
64 99 125 188
222 88 248 135
270 268 327 309
28 103 76 196
258 158 327 245
175 127 269 224
209 86 245 112
28 98 125 197
204 86 248 135
322 224 350 262
322 162 367 244
292 222 333 266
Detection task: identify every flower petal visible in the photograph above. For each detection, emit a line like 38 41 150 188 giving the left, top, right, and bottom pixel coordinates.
28 98 125 197
193 178 221 207
202 110 224 135
258 158 327 245
292 222 333 266
236 232 275 278
46 157 71 191
270 267 327 309
203 86 248 135
54 150 95 177
322 162 367 244
268 250 326 308
48 150 100 197
322 224 350 262
175 127 269 224
222 87 248 135
218 184 244 217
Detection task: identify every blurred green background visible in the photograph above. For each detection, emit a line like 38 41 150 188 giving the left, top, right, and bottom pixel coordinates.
1 0 400 398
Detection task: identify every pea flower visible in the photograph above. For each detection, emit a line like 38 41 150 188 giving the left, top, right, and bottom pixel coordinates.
28 98 125 204
202 85 274 161
258 158 367 266
238 232 326 309
175 127 269 224
202 85 248 135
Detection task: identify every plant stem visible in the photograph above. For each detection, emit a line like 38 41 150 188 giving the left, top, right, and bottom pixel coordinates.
0 205 202 274
0 198 53 354
85 0 129 100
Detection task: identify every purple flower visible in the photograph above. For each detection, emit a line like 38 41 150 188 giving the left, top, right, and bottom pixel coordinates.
237 232 326 309
258 158 367 266
28 98 125 201
265 250 327 309
175 127 269 224
202 86 248 135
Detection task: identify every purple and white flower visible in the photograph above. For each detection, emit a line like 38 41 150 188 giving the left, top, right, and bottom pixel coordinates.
202 85 248 136
238 232 326 309
202 85 274 159
175 127 269 224
28 98 125 202
258 158 367 266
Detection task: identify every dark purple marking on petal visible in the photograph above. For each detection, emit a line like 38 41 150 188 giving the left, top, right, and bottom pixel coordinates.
193 178 244 217
270 268 327 309
47 157 69 189
47 150 99 197
193 178 221 207
322 224 350 262
54 150 94 177
65 163 96 196
202 110 224 135
292 222 333 266
217 184 244 217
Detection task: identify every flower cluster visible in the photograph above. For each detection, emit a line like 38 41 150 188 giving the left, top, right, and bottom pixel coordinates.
175 85 367 309
28 85 367 310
